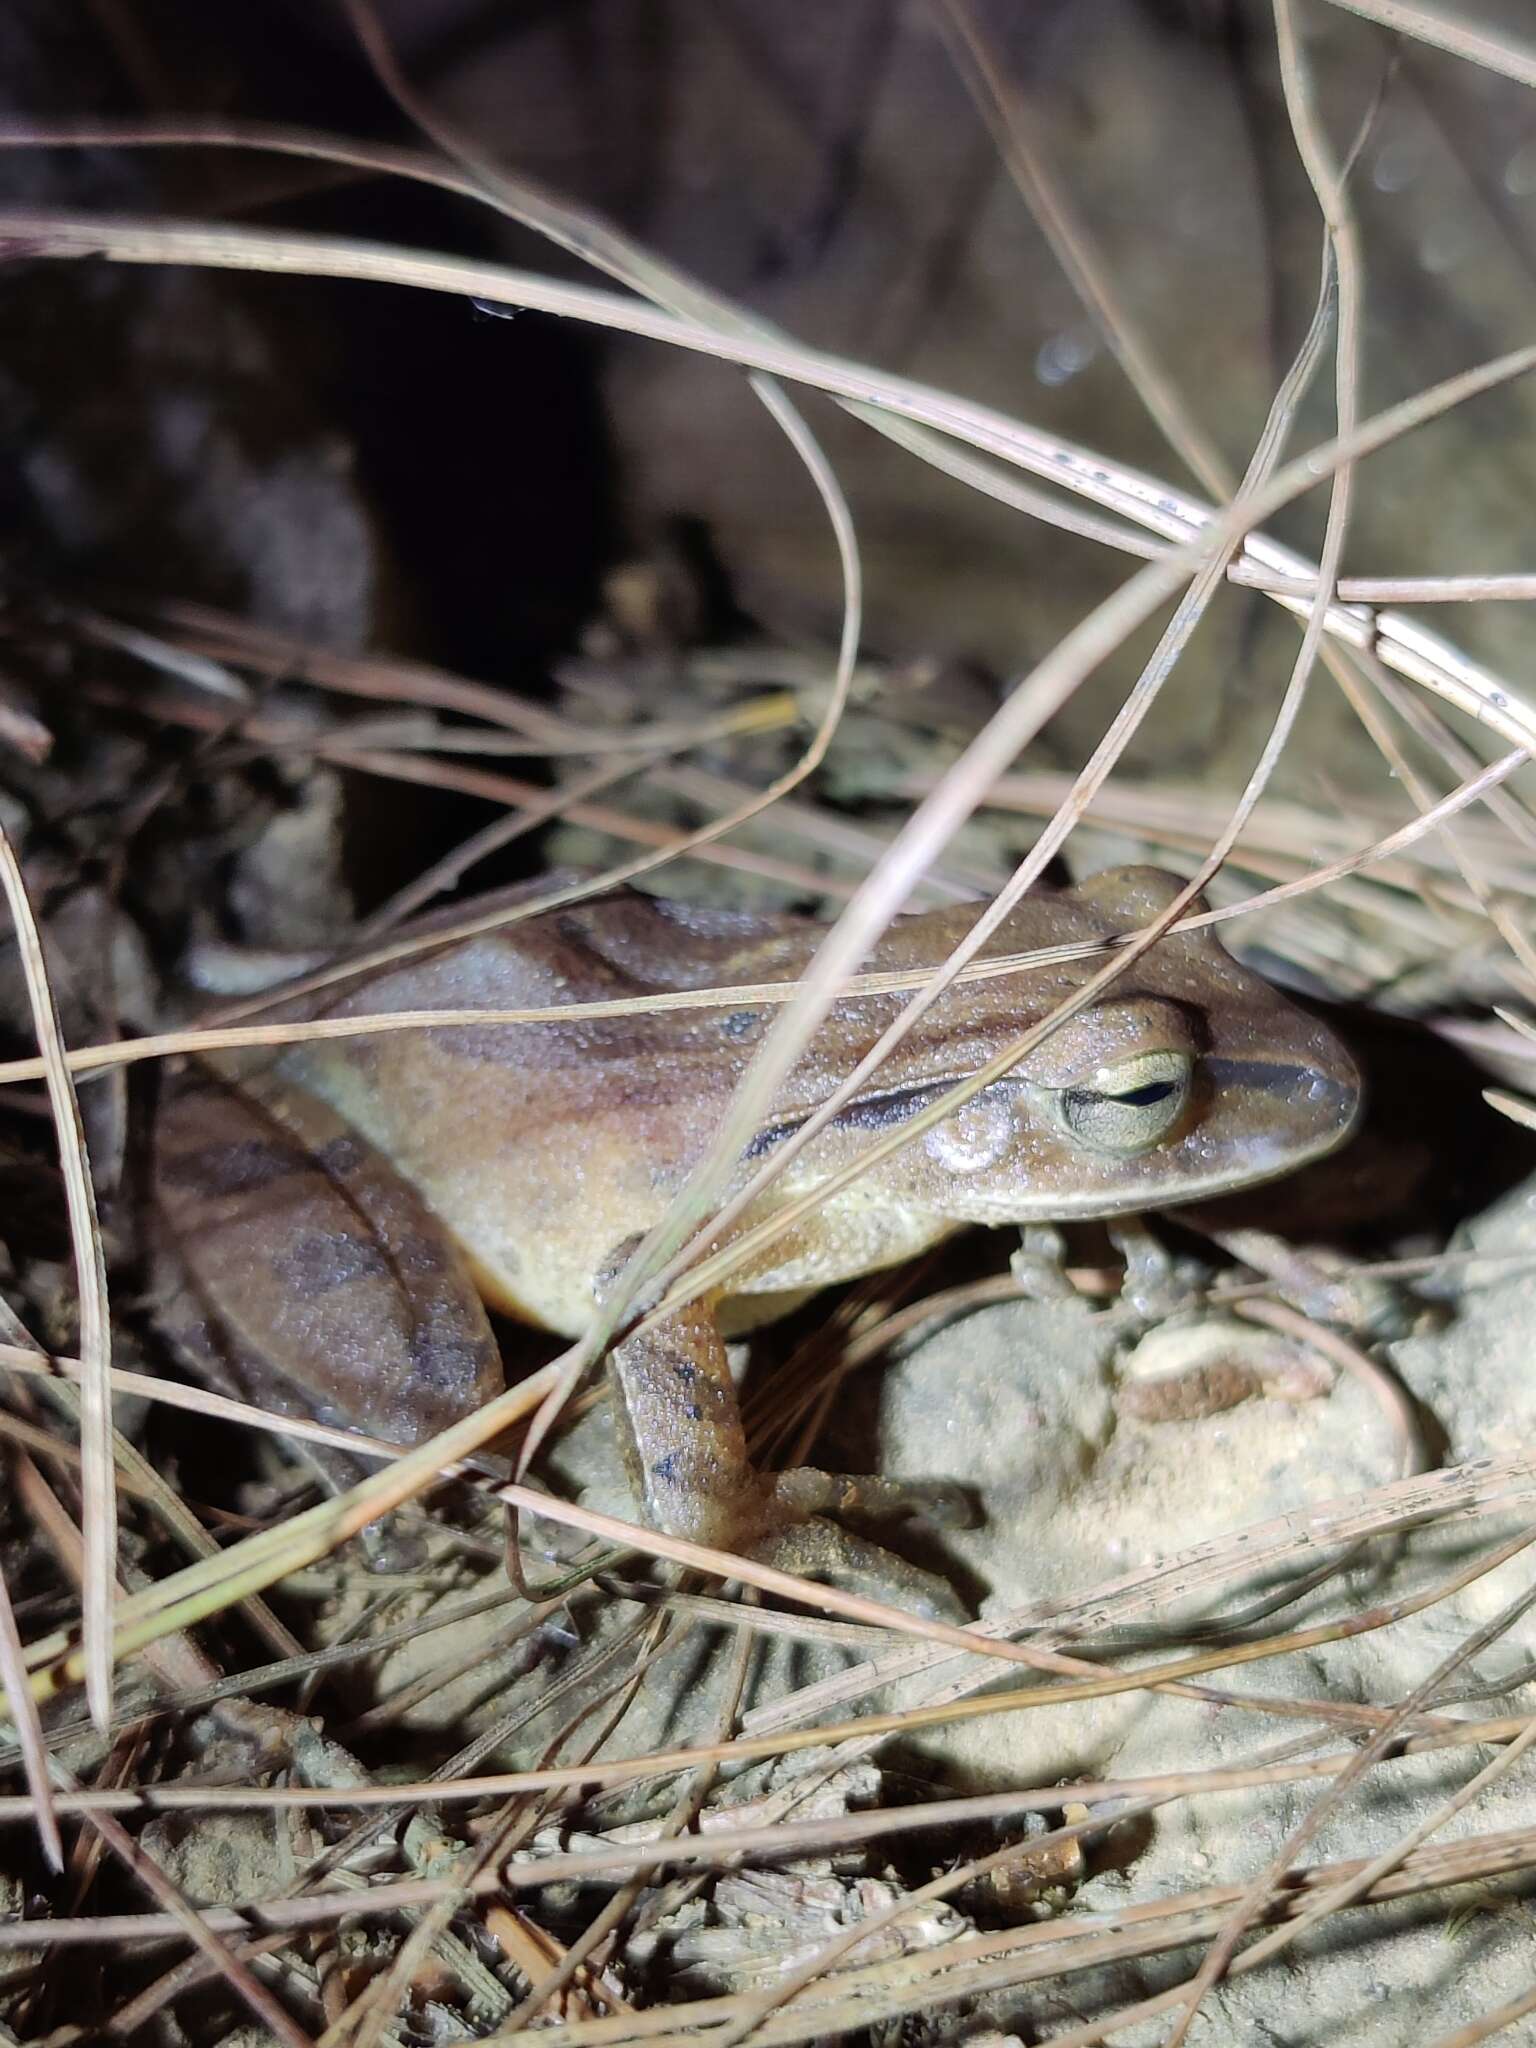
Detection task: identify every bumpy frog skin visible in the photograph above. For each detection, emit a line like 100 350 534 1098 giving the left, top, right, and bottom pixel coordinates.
154 866 1361 1610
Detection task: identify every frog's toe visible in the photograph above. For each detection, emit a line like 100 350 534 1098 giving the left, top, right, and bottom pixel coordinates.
884 1476 978 1530
774 1467 978 1532
750 1515 968 1625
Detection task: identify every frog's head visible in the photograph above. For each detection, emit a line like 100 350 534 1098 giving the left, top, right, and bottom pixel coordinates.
794 866 1362 1226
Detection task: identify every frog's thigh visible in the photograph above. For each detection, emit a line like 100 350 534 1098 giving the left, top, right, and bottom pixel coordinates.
155 1064 504 1448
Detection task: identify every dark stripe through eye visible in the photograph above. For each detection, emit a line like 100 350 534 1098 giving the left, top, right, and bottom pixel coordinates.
1202 1057 1328 1100
744 1080 956 1158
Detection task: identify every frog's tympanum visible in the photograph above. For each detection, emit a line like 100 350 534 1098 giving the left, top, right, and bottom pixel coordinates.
154 866 1360 1610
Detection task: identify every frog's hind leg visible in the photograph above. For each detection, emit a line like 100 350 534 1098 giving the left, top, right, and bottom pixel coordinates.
152 1061 505 1566
601 1251 968 1622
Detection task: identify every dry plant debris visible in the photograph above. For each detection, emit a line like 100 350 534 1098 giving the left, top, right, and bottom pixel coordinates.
0 4 1535 2045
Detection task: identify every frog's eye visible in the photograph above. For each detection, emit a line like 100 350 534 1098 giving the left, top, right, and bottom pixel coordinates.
1054 1049 1193 1156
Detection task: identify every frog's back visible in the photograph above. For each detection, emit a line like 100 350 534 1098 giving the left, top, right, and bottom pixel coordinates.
256 875 1105 1328
251 867 1355 1334
266 882 837 1330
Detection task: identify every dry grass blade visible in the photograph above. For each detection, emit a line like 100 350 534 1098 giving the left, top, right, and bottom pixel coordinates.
0 1553 61 1871
11 1824 1536 2042
49 1760 313 2047
1485 1086 1536 1131
1427 1977 1536 2048
0 1704 1530 1844
17 1362 562 1708
1116 1552 1536 2047
931 0 1233 497
13 117 1533 606
1209 0 1362 863
0 1308 64 1869
1333 640 1536 989
742 1453 1536 1742
0 831 116 1735
0 733 1516 1113
5 117 1536 764
905 761 1530 901
482 1484 1073 1675
1319 0 1536 89
1237 1702 1536 1982
9 1468 1534 1826
4 204 1536 754
1232 567 1536 601
356 749 670 933
0 1338 529 1477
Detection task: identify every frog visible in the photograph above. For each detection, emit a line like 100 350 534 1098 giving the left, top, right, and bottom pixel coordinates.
152 864 1361 1610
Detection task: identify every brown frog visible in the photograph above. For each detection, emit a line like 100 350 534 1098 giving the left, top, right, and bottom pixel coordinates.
153 866 1360 1607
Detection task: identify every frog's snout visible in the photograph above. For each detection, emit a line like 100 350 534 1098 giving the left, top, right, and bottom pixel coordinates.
1283 1056 1363 1157
1208 1028 1364 1173
1302 1012 1365 1150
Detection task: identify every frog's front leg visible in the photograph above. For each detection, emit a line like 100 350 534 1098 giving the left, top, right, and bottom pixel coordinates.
1108 1216 1209 1324
1009 1223 1078 1302
600 1255 968 1621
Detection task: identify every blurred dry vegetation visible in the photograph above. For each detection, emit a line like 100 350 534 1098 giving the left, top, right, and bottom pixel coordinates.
2 2 1536 2044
